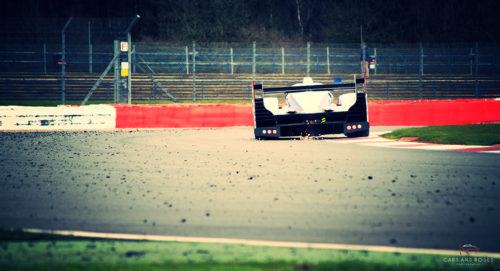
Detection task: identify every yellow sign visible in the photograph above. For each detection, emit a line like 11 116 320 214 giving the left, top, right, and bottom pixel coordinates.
121 62 129 77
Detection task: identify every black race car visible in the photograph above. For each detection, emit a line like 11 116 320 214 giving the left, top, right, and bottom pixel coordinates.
252 77 369 139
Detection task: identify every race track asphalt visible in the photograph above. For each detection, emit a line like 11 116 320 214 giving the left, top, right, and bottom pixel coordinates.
0 127 499 252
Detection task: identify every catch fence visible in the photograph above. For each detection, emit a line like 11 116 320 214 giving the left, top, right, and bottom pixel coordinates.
0 17 499 103
1 42 499 76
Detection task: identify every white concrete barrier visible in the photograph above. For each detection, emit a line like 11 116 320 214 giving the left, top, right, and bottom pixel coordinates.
0 105 116 131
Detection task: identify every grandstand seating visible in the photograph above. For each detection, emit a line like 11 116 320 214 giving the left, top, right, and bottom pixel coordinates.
0 72 499 103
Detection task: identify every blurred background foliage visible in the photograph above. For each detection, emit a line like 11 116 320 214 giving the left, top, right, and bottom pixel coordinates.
1 0 499 44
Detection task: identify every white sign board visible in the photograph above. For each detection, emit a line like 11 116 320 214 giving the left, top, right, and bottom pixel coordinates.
120 41 128 52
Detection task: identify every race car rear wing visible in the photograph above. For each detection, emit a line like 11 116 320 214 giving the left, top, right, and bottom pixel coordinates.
253 78 365 94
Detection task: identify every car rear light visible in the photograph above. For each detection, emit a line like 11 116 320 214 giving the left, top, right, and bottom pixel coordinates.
358 124 362 129
352 125 357 130
262 130 267 134
347 125 351 130
267 129 272 134
273 129 277 134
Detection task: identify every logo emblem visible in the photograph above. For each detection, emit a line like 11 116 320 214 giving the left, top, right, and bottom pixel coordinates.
459 244 480 256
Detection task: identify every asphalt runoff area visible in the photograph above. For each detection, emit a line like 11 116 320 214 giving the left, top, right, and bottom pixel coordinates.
0 127 498 252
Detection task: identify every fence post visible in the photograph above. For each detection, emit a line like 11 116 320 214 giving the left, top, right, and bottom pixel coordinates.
326 47 330 75
281 47 285 74
43 43 47 73
185 46 190 74
474 42 479 98
362 43 366 75
132 45 136 73
127 31 132 104
192 41 196 102
114 40 119 103
61 16 72 105
230 47 234 74
306 42 310 77
252 41 256 81
125 14 140 104
88 21 93 73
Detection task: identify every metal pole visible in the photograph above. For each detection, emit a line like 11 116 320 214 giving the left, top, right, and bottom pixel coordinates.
373 48 377 75
252 41 256 81
230 47 234 74
362 42 366 76
192 41 196 102
326 47 330 75
114 40 119 103
61 16 73 105
124 14 140 104
132 45 136 73
127 31 132 104
88 21 93 73
185 46 189 74
281 47 285 74
43 43 47 73
306 42 310 77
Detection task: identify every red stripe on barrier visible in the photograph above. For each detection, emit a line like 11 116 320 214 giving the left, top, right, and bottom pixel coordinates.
112 104 253 128
368 99 500 126
112 99 500 128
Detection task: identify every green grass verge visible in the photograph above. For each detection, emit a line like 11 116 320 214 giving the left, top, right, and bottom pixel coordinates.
381 125 500 146
0 229 498 271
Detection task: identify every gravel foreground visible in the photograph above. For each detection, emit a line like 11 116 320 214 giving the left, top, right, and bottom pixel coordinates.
0 127 499 252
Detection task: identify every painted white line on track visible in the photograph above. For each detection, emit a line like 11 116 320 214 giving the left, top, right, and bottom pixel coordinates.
330 135 500 154
23 228 500 258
